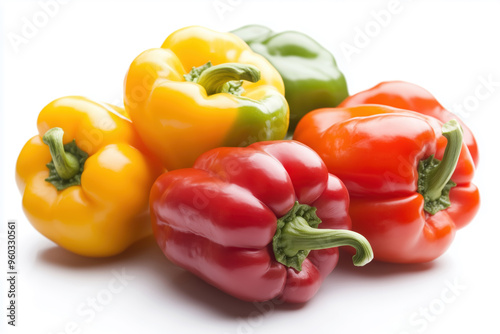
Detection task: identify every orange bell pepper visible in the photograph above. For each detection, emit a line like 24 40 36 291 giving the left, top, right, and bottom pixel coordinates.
294 105 479 263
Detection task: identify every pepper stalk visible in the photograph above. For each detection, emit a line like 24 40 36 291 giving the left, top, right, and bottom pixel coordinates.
43 127 88 191
418 119 463 214
273 202 373 271
184 62 261 96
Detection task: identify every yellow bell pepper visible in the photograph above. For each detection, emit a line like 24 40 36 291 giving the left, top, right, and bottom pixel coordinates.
16 96 163 257
124 26 289 170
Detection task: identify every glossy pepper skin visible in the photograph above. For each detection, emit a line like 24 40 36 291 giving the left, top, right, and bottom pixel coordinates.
16 97 163 257
151 141 373 302
124 26 289 171
294 105 479 263
232 25 348 134
339 81 479 166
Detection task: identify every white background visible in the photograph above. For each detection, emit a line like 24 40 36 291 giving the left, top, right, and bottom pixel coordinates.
1 1 499 333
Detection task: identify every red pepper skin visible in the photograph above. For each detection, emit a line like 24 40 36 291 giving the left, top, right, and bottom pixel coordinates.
294 105 479 263
150 141 351 302
339 81 479 166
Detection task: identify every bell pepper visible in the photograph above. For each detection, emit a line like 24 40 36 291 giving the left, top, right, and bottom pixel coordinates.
124 26 289 171
16 96 163 257
150 140 373 302
232 25 349 134
294 105 479 263
339 81 479 166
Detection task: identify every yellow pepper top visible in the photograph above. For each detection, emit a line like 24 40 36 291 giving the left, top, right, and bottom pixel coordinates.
124 26 289 170
16 96 163 257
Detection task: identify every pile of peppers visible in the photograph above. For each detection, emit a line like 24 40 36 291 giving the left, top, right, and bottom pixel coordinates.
16 25 479 303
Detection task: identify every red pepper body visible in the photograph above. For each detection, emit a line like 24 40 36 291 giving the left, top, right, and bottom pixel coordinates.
150 141 352 302
339 81 479 166
294 105 479 263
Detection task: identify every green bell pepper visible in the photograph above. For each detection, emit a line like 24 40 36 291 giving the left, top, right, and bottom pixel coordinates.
232 25 349 133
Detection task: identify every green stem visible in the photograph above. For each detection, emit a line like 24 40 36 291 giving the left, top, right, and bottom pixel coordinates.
273 202 373 271
418 120 463 214
426 120 463 200
283 217 373 266
42 127 88 191
42 127 79 180
196 63 261 96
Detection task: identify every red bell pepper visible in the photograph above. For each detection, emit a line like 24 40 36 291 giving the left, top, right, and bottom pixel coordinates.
294 105 479 263
150 141 373 303
339 81 479 166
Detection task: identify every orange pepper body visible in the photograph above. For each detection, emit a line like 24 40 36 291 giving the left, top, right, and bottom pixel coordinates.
294 105 479 263
339 81 479 166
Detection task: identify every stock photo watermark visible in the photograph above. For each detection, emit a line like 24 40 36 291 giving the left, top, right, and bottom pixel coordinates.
47 267 135 334
212 0 243 21
228 298 284 334
5 220 18 327
74 102 124 153
6 0 72 54
399 277 467 334
340 0 409 63
451 74 500 119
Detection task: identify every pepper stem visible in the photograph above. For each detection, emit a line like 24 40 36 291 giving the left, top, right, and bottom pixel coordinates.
418 120 463 214
426 120 463 200
42 127 88 191
43 127 80 180
273 202 373 271
188 62 261 96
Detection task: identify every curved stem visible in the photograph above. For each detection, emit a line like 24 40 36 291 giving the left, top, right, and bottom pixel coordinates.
196 63 261 95
281 217 373 267
42 127 79 180
425 120 463 201
273 202 373 271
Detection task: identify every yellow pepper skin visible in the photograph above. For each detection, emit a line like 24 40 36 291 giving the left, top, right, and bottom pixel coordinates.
124 26 289 170
16 96 163 257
